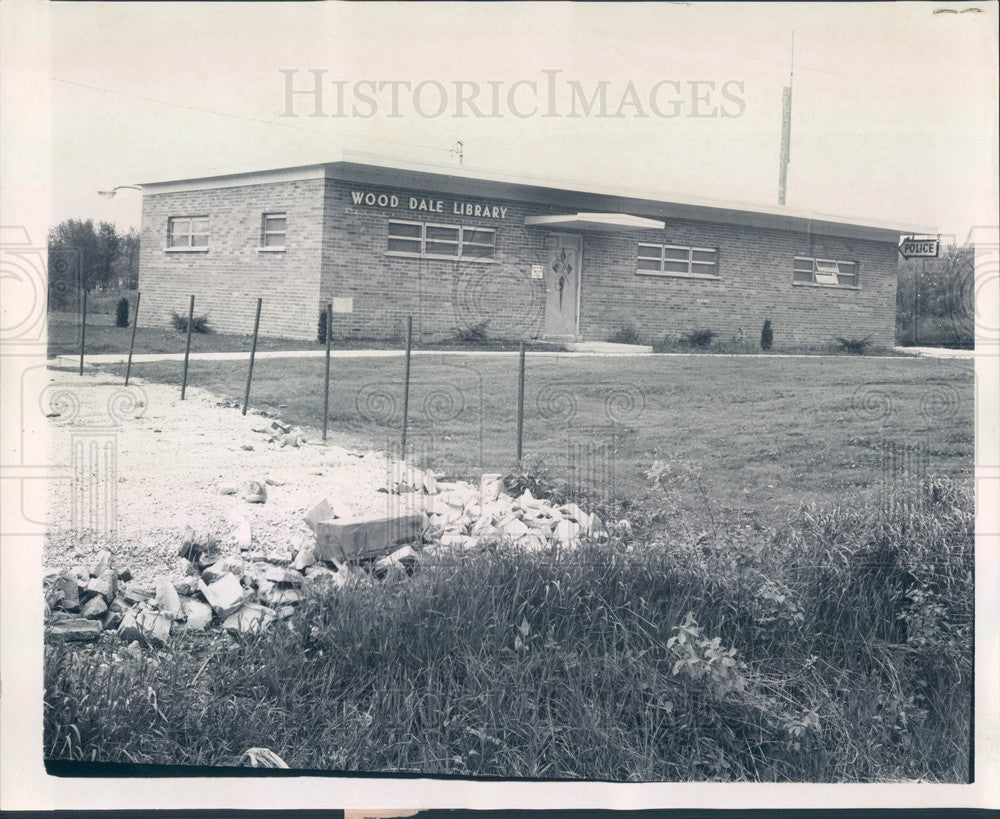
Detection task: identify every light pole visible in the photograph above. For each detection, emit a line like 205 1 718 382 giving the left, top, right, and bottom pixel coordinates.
97 185 142 199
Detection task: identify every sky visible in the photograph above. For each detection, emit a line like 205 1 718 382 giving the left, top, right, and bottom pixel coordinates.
46 2 999 242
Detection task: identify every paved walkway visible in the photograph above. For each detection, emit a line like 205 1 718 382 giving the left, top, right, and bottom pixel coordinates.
893 346 977 360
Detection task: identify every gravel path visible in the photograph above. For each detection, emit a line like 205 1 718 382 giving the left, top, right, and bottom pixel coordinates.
44 367 401 586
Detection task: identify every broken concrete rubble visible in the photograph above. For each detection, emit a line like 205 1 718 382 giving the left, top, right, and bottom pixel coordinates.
180 598 213 631
80 595 108 619
154 578 183 619
199 573 245 619
46 445 609 652
223 603 277 636
117 609 171 648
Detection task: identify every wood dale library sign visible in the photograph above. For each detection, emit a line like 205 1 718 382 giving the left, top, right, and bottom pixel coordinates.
351 190 510 220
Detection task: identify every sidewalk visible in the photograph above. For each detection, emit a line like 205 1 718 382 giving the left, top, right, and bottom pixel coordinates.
894 346 977 360
54 347 919 367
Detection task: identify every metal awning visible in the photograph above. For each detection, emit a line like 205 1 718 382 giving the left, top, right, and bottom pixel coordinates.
524 212 665 233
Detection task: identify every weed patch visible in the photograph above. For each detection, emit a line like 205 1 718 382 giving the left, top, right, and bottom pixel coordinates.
45 478 972 781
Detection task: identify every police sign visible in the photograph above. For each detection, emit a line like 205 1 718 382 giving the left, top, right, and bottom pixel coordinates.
898 236 940 259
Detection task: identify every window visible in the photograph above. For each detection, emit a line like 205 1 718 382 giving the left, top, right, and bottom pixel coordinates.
167 216 209 249
388 221 496 260
637 243 718 278
793 257 859 287
261 213 286 248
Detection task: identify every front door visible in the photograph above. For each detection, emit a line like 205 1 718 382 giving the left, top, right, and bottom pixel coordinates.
543 233 581 338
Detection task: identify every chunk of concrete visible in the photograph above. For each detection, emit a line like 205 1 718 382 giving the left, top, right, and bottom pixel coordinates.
201 560 242 585
292 547 316 571
86 570 118 602
89 550 112 578
178 525 219 560
198 573 245 618
231 515 253 551
117 610 171 647
375 545 419 572
48 619 102 642
103 609 123 631
123 586 156 605
314 512 423 563
173 577 200 597
80 595 108 619
304 498 341 533
244 480 267 504
499 516 531 539
52 574 81 612
554 519 581 546
479 473 502 503
263 587 302 607
223 603 277 636
154 578 183 618
180 597 213 631
263 566 302 586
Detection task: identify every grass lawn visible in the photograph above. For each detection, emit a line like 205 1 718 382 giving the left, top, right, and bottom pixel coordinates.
102 352 974 520
47 321 562 360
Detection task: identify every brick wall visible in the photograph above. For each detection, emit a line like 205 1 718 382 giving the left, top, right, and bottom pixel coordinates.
320 179 550 341
140 173 898 347
320 177 898 347
580 223 899 348
139 179 324 340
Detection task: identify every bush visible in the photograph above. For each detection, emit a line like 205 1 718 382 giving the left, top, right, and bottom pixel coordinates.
453 320 490 344
317 308 328 344
170 312 211 334
115 297 130 328
760 319 773 351
681 329 717 349
607 323 644 345
834 334 874 355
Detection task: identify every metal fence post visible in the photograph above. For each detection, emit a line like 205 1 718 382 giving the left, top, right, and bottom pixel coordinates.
242 297 263 416
125 291 141 386
180 294 195 400
401 315 413 457
516 341 526 463
322 302 333 441
79 287 88 376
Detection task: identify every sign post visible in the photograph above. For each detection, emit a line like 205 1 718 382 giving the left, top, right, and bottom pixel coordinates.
898 236 939 260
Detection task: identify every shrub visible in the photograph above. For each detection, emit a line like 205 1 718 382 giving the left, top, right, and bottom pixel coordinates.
607 323 644 345
453 320 490 344
115 297 130 328
681 329 717 349
170 312 211 334
760 319 773 351
501 456 557 500
834 334 874 355
317 308 328 343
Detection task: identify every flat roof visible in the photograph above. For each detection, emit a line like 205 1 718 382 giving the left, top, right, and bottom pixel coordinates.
140 150 935 242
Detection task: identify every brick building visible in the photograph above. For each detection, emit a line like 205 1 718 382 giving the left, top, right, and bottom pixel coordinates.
139 153 917 347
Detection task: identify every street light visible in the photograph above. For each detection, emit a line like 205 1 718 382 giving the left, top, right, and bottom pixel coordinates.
97 185 142 198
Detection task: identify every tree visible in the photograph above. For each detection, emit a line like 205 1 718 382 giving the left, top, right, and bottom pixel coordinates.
111 227 140 290
897 243 974 346
48 219 135 310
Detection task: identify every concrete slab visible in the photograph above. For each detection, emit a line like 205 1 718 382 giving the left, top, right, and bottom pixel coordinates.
314 512 423 562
